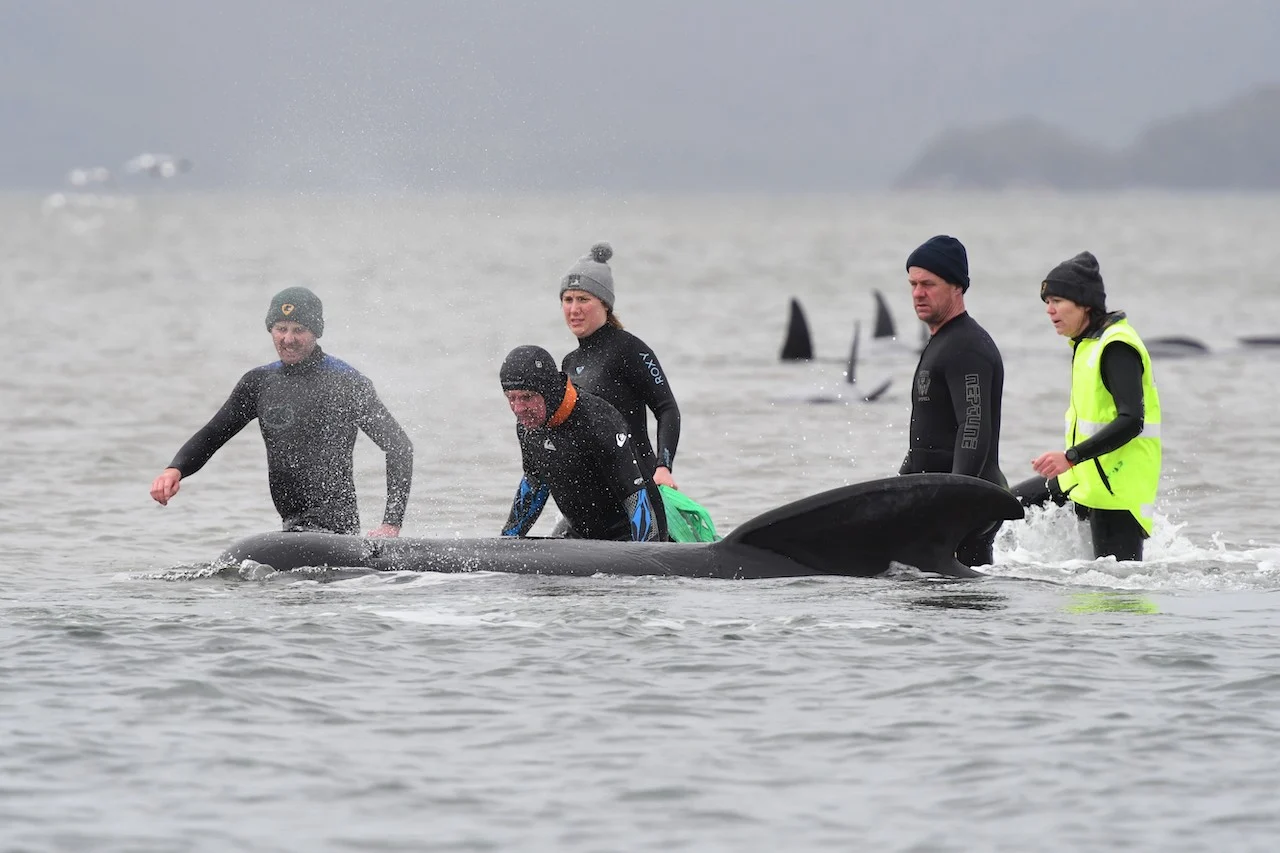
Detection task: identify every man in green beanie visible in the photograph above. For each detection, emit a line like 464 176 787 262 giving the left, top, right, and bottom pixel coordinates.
149 286 414 537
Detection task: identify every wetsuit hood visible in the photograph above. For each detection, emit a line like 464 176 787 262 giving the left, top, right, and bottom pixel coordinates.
500 345 568 415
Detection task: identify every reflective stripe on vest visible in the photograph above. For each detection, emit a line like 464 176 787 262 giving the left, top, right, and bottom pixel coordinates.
1060 318 1163 535
1076 420 1162 440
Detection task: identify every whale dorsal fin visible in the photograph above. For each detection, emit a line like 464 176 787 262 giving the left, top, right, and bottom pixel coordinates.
872 289 896 339
722 474 1023 577
779 297 814 361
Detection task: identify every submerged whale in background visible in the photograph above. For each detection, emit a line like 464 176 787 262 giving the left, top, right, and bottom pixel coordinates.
218 474 1024 580
1239 336 1280 348
1144 336 1210 359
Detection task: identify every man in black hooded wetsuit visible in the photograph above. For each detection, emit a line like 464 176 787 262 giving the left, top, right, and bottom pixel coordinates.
149 287 414 536
499 345 667 542
900 236 1008 567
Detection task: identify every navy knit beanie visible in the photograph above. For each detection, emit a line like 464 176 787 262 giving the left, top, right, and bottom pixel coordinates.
906 235 970 292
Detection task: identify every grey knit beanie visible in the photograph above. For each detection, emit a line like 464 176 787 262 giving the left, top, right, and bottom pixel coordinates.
559 243 615 310
1041 251 1107 312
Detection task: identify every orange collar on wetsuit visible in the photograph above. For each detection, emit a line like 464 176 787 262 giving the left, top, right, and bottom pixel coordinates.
547 379 577 428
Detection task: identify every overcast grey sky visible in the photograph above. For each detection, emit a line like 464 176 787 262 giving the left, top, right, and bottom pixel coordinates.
4 0 1279 191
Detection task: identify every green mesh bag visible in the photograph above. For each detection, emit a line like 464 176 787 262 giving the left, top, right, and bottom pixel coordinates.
659 486 721 543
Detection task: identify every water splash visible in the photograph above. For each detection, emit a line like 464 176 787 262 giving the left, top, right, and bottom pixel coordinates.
993 503 1280 591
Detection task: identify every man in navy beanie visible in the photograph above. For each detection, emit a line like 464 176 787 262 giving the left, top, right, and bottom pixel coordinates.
899 235 1008 567
905 235 970 292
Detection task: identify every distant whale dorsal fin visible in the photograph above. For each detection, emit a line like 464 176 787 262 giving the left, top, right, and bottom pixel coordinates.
845 320 860 385
779 297 814 361
872 289 896 339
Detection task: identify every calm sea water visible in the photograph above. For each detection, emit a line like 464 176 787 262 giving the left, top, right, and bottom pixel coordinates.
2 191 1279 852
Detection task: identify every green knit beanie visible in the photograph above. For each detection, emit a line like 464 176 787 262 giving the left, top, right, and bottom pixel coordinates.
265 286 324 337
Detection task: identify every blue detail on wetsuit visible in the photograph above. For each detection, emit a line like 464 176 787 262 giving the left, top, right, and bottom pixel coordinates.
628 489 655 542
317 354 361 375
262 354 360 375
503 476 550 537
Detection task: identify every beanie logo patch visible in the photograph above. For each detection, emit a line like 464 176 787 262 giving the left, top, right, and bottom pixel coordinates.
281 303 295 316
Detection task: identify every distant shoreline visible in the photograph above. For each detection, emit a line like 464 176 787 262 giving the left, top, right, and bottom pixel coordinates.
896 85 1280 191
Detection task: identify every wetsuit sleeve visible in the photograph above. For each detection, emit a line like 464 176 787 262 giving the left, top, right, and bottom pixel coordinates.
1011 474 1070 508
167 372 260 477
943 350 999 478
353 378 414 528
502 473 550 537
623 341 681 470
1070 342 1145 463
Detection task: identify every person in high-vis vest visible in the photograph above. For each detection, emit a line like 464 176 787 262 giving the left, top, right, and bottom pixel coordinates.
1012 251 1162 561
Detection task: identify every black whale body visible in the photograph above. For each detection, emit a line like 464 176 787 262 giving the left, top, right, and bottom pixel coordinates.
218 474 1024 580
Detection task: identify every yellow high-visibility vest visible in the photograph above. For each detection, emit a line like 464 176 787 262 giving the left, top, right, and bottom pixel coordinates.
1056 317 1162 534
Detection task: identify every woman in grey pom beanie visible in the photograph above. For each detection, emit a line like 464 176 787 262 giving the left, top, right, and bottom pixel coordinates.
558 242 683 490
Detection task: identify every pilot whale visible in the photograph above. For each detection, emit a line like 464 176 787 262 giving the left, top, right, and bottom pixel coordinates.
218 473 1024 580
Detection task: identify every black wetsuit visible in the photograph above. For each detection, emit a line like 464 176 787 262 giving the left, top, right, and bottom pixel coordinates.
561 325 681 479
168 347 414 534
1012 317 1148 560
900 312 1007 566
502 387 667 542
